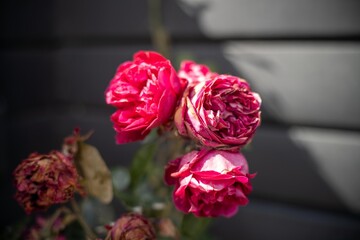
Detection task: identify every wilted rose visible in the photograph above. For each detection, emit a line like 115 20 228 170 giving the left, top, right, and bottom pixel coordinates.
106 213 156 240
165 149 255 217
175 74 261 149
106 51 186 144
13 151 82 214
178 60 217 86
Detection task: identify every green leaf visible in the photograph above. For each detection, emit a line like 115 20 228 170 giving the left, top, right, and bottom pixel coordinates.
129 141 158 190
76 143 113 204
181 214 212 240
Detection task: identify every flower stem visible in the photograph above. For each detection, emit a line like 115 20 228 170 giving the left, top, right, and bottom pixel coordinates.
148 0 171 58
39 207 72 238
70 198 97 239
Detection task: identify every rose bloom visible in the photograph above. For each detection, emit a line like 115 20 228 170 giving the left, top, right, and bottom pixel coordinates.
106 213 156 240
175 74 261 149
165 149 255 217
13 151 82 214
178 60 217 86
106 51 186 144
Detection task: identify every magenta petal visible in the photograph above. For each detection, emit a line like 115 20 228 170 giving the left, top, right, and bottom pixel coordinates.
219 204 239 218
115 129 149 144
134 51 168 64
235 175 249 183
193 170 228 179
149 89 176 129
173 189 191 213
164 158 181 186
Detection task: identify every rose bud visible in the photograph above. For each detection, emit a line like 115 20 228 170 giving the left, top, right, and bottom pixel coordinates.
13 151 82 214
175 74 261 150
165 149 255 217
106 213 156 240
178 60 217 86
105 51 186 144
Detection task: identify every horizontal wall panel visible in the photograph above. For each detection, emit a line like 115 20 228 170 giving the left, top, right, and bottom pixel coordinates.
53 1 150 38
223 42 360 129
168 0 360 38
0 0 149 40
1 46 150 110
2 0 359 40
247 126 360 213
1 51 55 109
0 1 54 39
212 199 360 240
53 47 144 105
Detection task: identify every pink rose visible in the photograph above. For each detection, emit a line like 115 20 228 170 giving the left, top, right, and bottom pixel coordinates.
175 74 261 149
165 149 255 217
106 51 186 144
178 60 217 86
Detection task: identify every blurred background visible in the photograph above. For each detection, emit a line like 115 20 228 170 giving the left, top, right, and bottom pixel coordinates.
1 0 360 239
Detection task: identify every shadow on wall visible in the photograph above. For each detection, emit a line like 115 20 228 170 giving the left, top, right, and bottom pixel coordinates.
167 1 360 239
168 0 359 211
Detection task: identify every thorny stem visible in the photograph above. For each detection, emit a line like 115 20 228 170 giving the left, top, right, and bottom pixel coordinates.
44 207 68 230
70 198 97 239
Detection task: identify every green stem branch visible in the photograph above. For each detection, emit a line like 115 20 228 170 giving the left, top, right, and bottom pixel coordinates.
70 199 97 239
148 0 171 58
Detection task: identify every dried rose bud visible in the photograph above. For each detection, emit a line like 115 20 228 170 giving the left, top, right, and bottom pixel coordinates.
107 213 156 240
13 151 83 214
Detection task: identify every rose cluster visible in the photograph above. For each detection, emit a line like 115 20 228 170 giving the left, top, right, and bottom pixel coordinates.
11 50 261 240
106 51 261 218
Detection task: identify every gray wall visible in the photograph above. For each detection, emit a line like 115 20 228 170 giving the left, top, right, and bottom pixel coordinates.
1 0 360 239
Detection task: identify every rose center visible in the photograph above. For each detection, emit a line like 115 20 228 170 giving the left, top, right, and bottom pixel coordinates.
204 89 250 138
